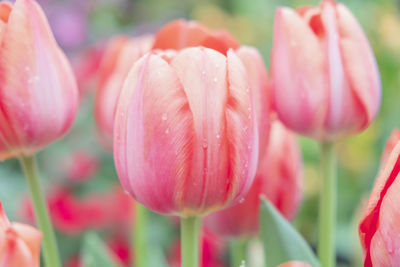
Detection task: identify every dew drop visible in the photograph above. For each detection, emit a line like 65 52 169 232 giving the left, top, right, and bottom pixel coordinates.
246 87 250 93
202 139 208 149
165 128 170 134
247 106 251 112
216 133 220 139
213 77 218 83
162 113 168 121
201 70 206 76
239 198 245 204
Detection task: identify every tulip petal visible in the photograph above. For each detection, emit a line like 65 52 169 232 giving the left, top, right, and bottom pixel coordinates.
225 49 259 206
10 223 42 267
170 47 230 213
359 142 400 267
0 0 78 159
236 46 270 157
336 3 381 130
114 53 194 215
271 7 328 137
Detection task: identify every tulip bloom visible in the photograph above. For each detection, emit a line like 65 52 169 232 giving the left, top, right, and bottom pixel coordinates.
152 19 271 155
0 0 78 160
113 47 259 216
0 202 42 267
205 121 302 237
271 0 380 141
359 134 400 266
95 35 153 148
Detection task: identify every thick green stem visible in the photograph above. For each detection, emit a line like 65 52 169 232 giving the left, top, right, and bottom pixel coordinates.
133 203 148 267
19 155 61 267
230 238 247 267
181 216 201 267
318 142 337 267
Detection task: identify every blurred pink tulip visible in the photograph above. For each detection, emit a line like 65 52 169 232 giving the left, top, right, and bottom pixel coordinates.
21 186 133 235
0 202 42 267
270 0 380 141
359 134 400 267
72 44 105 98
95 35 153 149
0 0 78 160
114 47 259 216
205 121 302 237
63 151 99 182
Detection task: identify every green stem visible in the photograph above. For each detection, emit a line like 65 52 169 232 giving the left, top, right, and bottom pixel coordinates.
181 216 201 267
318 142 337 267
230 238 247 267
133 203 148 267
19 155 61 267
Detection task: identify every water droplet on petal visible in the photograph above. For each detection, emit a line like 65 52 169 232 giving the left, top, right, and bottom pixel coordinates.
162 113 168 121
201 70 206 76
239 198 245 204
213 77 218 83
216 133 220 139
202 139 208 149
165 128 170 134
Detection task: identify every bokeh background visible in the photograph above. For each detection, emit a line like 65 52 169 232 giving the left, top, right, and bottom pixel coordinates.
1 0 399 266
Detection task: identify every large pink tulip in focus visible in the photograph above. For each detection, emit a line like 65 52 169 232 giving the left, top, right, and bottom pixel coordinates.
113 46 259 216
0 202 42 267
0 0 78 160
152 19 271 157
270 0 380 141
205 121 302 237
95 35 153 149
359 132 400 267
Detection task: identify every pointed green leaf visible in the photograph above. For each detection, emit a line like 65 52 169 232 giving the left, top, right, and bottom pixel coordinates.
82 232 122 267
260 198 320 267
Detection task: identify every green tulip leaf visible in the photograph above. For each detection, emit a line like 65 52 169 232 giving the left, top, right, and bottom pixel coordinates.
82 232 122 267
260 197 320 267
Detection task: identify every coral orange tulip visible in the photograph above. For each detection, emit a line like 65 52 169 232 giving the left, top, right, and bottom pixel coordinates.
359 132 400 267
95 35 153 148
0 0 78 160
205 121 302 237
271 0 380 141
113 47 259 216
0 202 42 267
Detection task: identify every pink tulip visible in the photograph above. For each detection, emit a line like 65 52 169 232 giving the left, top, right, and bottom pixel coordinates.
152 20 271 156
205 121 302 237
276 261 312 267
0 0 78 160
359 133 400 267
113 47 259 216
95 35 153 149
270 0 380 141
0 202 42 267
